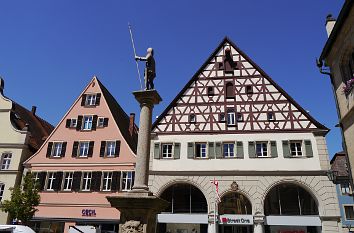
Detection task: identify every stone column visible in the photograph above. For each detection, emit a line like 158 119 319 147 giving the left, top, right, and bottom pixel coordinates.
107 89 168 233
253 215 264 233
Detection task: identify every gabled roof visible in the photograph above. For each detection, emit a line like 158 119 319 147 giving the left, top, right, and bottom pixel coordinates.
10 102 54 152
152 37 328 133
97 78 138 152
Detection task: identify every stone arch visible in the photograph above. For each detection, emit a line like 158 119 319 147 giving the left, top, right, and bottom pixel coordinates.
261 178 321 215
218 190 252 215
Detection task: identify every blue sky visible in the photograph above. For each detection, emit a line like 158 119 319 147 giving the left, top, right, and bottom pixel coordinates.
0 1 344 157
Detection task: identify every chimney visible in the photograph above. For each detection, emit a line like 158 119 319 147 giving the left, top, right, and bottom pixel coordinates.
325 14 336 37
0 78 4 95
31 106 37 115
129 113 135 136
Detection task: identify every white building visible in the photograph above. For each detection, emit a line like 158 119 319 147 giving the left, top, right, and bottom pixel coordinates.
149 38 341 233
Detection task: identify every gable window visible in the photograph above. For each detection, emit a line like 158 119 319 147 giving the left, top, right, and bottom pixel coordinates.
102 172 113 191
236 113 243 122
97 117 108 128
46 172 56 191
226 82 234 99
256 142 268 157
246 85 253 95
219 113 226 122
341 183 351 195
207 87 214 96
121 171 134 191
345 206 354 220
79 142 90 157
63 172 74 191
106 141 116 157
66 118 77 128
82 172 92 191
162 144 173 158
223 143 235 158
195 143 207 158
0 183 4 201
52 142 63 157
1 153 12 170
86 94 97 106
100 141 120 158
227 110 235 126
267 112 275 121
189 114 196 123
83 116 93 130
290 141 303 156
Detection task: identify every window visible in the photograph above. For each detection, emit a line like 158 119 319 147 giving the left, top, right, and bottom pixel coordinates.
290 142 303 156
70 119 77 128
102 172 113 191
162 144 173 158
0 183 4 201
207 87 214 96
97 117 105 128
341 183 351 195
1 153 12 170
219 113 226 122
83 116 93 130
223 143 235 157
189 114 196 123
267 112 275 121
345 206 354 220
226 82 234 99
106 141 116 157
121 171 134 191
236 113 243 122
79 142 90 157
63 172 73 191
256 142 268 157
246 85 253 94
82 172 92 191
32 172 40 184
46 172 56 191
195 143 207 158
52 142 63 157
86 94 97 106
227 111 235 126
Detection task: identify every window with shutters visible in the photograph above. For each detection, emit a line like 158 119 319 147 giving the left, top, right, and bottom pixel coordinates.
82 172 92 191
100 140 119 158
1 153 12 170
162 144 173 158
195 143 207 158
46 172 56 191
223 143 235 158
85 94 97 106
106 141 116 157
83 116 93 130
63 172 74 191
79 142 90 157
121 171 134 191
69 119 77 128
97 117 105 128
51 142 63 157
341 183 351 195
256 142 268 157
345 206 354 220
102 172 113 191
290 141 303 157
0 183 4 201
227 110 235 126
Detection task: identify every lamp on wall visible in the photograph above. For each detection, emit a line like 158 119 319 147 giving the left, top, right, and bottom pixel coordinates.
327 170 338 182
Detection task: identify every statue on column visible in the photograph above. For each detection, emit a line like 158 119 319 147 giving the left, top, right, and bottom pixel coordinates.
135 48 156 90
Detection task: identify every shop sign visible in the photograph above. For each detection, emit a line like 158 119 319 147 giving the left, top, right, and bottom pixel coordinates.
82 209 96 217
219 215 253 225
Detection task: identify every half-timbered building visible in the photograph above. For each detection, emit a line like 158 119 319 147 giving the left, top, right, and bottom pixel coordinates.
149 38 341 233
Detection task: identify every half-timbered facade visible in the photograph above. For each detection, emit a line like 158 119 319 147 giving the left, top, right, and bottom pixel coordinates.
149 38 341 233
24 77 138 233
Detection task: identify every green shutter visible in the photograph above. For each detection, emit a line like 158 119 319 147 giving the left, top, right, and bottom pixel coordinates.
187 143 194 159
236 141 244 159
305 140 313 157
215 142 223 159
174 143 180 159
282 141 291 158
270 141 278 158
248 142 256 158
154 143 160 159
208 142 215 159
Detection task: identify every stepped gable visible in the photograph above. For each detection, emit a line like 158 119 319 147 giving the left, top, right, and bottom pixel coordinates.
153 37 328 134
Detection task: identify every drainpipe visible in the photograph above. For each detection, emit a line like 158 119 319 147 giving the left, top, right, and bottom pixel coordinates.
316 58 354 193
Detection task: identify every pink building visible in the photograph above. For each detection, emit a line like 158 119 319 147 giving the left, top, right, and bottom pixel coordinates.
24 77 138 233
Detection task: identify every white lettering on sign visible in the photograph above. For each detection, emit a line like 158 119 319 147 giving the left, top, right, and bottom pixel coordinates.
82 209 96 217
219 215 253 225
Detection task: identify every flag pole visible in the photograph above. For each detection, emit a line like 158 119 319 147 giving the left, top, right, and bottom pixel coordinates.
128 23 143 90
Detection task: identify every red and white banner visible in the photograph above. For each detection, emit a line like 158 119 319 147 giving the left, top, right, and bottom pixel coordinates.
211 177 221 203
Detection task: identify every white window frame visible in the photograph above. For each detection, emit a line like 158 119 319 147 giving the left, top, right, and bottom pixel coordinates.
161 143 173 158
227 111 236 126
97 117 105 128
82 115 93 130
121 171 134 191
195 143 207 158
86 94 97 106
341 183 351 195
82 172 92 191
63 172 74 191
1 153 12 170
0 183 5 201
79 141 90 157
106 141 116 157
32 172 40 184
256 142 268 157
70 118 77 128
46 172 56 191
290 141 303 157
102 171 113 191
223 143 235 158
51 142 63 157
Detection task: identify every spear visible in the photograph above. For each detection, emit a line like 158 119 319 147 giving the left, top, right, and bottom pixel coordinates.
128 23 143 90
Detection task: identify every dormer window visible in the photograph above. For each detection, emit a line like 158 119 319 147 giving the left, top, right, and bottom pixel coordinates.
81 93 101 107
